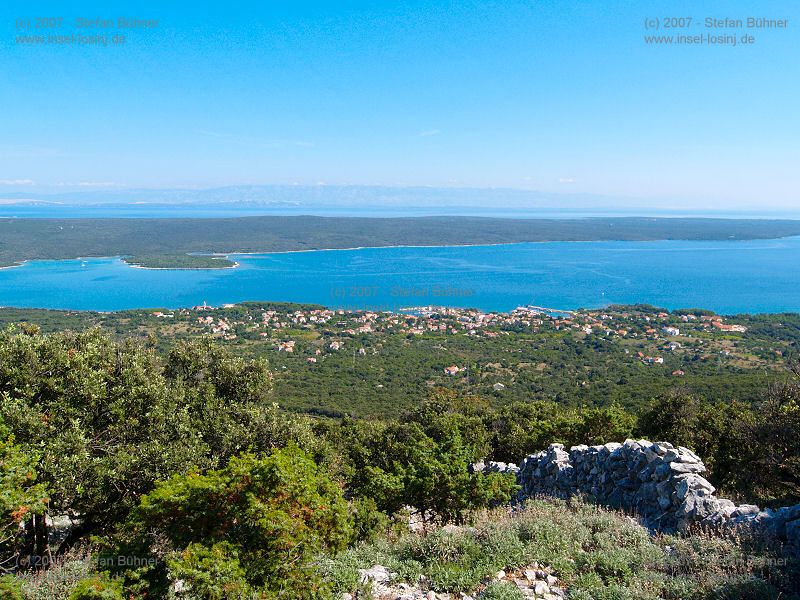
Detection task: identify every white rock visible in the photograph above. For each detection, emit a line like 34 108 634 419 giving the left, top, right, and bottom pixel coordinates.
359 564 391 584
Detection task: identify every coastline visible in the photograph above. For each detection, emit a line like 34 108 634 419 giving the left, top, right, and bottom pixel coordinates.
0 242 585 272
229 241 524 257
125 260 241 271
3 234 800 270
1 255 242 272
1 238 800 315
0 262 24 270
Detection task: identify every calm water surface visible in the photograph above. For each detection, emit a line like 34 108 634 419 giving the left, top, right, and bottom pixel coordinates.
1 238 799 314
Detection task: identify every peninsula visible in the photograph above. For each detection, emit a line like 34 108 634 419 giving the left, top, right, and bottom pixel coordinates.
2 215 800 269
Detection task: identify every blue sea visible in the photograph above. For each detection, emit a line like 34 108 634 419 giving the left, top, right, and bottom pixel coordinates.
1 238 799 314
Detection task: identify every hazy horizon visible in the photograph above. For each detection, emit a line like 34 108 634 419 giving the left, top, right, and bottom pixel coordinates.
2 0 799 211
1 183 799 219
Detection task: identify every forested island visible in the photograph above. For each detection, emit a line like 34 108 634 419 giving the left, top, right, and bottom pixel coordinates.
1 302 798 598
3 215 800 268
124 254 238 269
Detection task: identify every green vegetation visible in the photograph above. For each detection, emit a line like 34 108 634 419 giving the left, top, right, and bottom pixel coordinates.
1 303 796 420
2 215 800 267
114 447 351 598
0 308 797 597
323 499 799 599
479 582 526 600
123 254 237 269
0 416 49 566
332 391 519 522
0 576 25 600
67 575 124 600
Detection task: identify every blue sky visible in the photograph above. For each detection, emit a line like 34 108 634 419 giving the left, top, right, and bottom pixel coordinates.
1 0 798 208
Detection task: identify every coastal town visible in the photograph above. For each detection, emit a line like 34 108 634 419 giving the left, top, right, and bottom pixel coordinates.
171 302 749 344
1 300 791 418
146 301 770 375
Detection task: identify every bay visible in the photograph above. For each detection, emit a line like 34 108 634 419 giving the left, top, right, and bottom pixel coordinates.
1 238 799 314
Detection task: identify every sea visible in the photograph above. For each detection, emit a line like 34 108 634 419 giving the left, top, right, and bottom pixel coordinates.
1 238 799 314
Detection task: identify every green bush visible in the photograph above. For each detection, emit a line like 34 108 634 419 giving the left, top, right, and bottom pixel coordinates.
117 445 352 598
67 574 123 600
165 542 253 599
732 379 800 504
638 368 800 506
578 403 636 445
349 496 389 544
0 328 321 543
0 329 206 534
479 581 525 599
579 549 634 584
0 575 24 600
338 393 518 523
711 576 782 600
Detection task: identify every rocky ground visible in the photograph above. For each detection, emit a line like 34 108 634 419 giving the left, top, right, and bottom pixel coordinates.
348 561 567 600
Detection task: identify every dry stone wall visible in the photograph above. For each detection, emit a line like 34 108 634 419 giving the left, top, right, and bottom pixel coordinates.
474 439 800 554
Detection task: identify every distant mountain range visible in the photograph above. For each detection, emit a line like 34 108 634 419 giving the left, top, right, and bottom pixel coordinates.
1 185 796 219
0 184 627 208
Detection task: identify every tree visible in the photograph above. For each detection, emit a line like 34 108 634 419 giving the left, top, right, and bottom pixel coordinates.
0 327 206 541
0 328 318 549
486 400 581 462
577 402 636 446
732 364 800 504
0 415 49 572
636 389 738 485
338 392 518 523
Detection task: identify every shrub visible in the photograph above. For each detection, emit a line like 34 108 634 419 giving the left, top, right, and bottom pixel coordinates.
479 581 525 599
16 549 95 600
733 370 800 504
487 400 581 462
577 403 636 446
165 542 253 599
637 389 736 483
349 496 389 544
0 329 320 544
0 575 24 600
711 576 782 600
0 328 206 535
116 445 352 598
67 574 124 600
322 499 800 599
339 396 518 523
579 549 634 584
